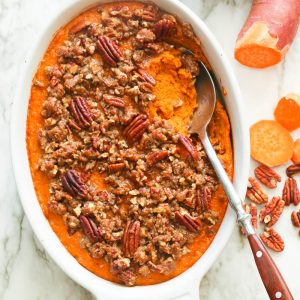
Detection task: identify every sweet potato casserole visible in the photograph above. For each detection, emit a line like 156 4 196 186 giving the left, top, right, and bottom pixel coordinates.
26 1 233 286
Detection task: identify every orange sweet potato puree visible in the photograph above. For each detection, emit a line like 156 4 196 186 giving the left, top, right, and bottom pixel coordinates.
26 2 233 285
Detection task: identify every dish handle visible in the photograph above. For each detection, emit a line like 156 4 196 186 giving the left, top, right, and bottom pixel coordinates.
172 285 200 300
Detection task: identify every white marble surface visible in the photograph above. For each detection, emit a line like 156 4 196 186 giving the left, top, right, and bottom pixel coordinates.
1 0 300 299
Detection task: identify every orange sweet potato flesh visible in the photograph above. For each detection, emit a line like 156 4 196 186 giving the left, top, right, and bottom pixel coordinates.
235 0 300 68
274 94 300 131
292 139 300 164
250 120 293 167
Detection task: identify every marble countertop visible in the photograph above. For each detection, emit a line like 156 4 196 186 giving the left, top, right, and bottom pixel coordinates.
1 0 299 299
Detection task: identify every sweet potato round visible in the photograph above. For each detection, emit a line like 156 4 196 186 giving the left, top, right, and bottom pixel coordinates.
250 120 293 167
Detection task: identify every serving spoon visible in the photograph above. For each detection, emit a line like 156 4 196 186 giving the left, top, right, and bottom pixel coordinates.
190 61 293 300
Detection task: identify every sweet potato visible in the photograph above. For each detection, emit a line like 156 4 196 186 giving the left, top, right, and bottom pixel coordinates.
250 120 293 167
235 0 300 68
274 93 300 131
292 139 300 164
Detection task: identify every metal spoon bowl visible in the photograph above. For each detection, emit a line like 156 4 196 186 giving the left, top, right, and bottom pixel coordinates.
190 61 293 300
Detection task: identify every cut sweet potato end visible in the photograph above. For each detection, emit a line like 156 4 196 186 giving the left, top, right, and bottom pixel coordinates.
274 95 300 131
250 120 293 167
235 45 281 68
292 139 300 164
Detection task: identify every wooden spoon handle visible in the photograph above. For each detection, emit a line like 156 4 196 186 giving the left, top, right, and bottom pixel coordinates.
248 234 294 300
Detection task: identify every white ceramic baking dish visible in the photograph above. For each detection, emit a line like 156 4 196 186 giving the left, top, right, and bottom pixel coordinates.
11 0 249 299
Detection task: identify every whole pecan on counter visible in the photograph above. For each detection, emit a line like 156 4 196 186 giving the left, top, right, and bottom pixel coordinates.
254 164 281 189
154 19 176 39
291 210 300 227
103 95 125 108
178 133 199 162
62 170 88 199
196 187 211 213
286 163 300 177
146 150 168 167
80 215 101 243
282 177 300 206
259 196 285 227
240 203 257 235
123 114 149 144
175 211 201 233
97 36 122 66
123 220 140 257
69 96 93 129
260 227 285 252
246 176 268 204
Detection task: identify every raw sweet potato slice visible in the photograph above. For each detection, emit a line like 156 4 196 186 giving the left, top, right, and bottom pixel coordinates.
274 93 300 131
292 139 300 164
250 120 293 167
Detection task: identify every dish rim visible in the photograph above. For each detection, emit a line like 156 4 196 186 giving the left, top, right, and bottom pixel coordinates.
10 0 249 299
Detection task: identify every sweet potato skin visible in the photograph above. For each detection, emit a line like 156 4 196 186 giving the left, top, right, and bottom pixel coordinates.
235 0 300 68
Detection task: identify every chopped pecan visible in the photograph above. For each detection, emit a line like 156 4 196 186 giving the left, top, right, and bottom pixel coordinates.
291 210 300 227
260 227 285 252
108 163 125 172
62 170 88 199
259 196 285 227
69 96 93 128
154 19 176 39
246 176 268 204
80 215 100 243
286 163 300 177
254 164 281 188
123 114 149 144
282 177 300 206
196 187 211 213
240 203 257 235
178 133 199 162
137 69 156 86
123 220 140 257
175 211 201 233
97 36 122 66
103 95 125 108
146 150 168 167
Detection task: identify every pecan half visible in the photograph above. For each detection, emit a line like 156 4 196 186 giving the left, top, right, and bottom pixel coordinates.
259 196 285 227
196 187 211 213
146 150 168 167
260 227 285 252
175 211 201 233
246 176 268 204
108 162 125 172
240 203 257 235
141 8 156 21
80 215 100 243
97 36 122 66
286 163 300 177
137 69 156 86
123 114 149 144
69 96 93 128
282 177 300 206
123 220 140 257
254 164 281 188
103 95 125 108
178 133 199 162
291 210 300 227
62 170 88 199
154 19 176 39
